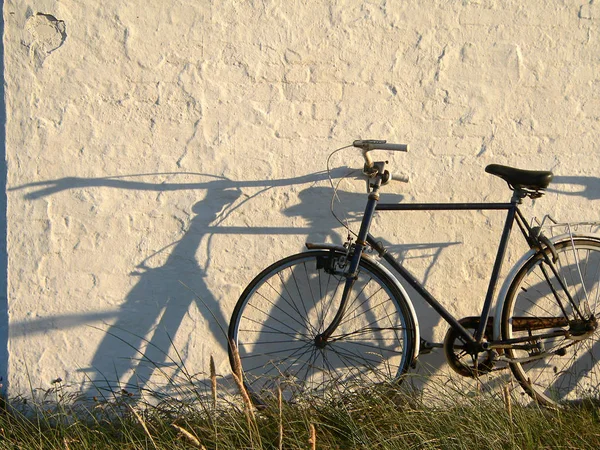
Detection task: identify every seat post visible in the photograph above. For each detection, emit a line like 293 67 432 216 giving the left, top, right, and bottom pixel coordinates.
511 188 526 204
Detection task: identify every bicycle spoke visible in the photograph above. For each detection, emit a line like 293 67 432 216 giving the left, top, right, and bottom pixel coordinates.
239 308 311 340
240 342 310 360
255 286 316 335
330 326 405 342
288 266 317 334
322 275 343 331
326 345 389 375
338 278 375 322
243 341 314 376
303 262 323 332
334 339 405 356
340 283 384 326
272 273 317 335
289 345 320 386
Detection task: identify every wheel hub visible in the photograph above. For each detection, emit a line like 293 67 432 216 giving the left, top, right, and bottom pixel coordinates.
567 316 598 340
577 316 597 332
314 334 328 349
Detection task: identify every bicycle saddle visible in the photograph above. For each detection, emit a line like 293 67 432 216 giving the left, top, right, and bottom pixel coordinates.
485 164 553 191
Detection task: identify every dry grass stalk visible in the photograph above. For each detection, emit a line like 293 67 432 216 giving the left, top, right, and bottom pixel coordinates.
278 384 283 450
172 423 205 449
502 384 513 421
231 371 255 421
230 340 262 447
309 423 316 450
229 340 256 421
126 403 158 450
210 355 217 409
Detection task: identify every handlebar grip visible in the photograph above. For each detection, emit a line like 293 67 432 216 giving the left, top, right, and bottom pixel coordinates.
392 173 410 183
375 143 409 152
353 140 409 152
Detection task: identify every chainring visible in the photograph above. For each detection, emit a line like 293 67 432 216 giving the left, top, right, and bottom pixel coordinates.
443 316 495 378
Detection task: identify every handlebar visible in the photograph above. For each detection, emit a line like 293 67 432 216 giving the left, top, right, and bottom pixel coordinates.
352 140 409 152
352 139 410 184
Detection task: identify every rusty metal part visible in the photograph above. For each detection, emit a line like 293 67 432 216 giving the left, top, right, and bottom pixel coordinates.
510 316 568 332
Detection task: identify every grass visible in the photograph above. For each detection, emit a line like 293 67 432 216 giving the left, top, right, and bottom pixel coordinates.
2 370 600 449
3 322 598 449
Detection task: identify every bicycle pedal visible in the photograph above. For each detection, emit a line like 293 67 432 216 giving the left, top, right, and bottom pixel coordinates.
419 339 442 355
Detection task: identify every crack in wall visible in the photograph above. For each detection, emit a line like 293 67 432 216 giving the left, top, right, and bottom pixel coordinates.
25 12 67 68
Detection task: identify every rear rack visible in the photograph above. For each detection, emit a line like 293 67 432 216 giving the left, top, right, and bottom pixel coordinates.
533 216 600 237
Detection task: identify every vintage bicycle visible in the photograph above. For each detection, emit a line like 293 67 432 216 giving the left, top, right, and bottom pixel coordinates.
228 140 600 407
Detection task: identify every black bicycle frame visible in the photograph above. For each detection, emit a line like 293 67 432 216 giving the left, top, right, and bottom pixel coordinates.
370 201 520 346
317 171 540 351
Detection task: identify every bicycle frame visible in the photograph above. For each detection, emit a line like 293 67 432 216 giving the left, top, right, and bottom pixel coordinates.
317 167 540 352
370 201 519 347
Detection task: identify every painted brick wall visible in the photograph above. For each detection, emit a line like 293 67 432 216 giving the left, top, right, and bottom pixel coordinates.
3 0 600 398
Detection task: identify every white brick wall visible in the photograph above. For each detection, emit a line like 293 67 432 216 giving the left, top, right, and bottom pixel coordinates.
3 0 600 398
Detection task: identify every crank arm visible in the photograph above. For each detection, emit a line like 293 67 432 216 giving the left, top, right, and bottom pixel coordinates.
418 339 443 355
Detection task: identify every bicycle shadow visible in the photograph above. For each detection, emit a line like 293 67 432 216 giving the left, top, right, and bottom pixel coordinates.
9 172 457 398
548 175 600 200
84 187 245 397
9 172 327 396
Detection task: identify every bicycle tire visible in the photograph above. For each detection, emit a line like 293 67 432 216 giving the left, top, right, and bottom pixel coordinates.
501 237 600 406
228 249 416 403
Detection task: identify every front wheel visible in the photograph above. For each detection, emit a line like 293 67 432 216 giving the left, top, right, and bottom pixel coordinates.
228 250 416 403
501 237 600 406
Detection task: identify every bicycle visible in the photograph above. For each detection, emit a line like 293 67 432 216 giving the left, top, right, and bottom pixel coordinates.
228 139 600 407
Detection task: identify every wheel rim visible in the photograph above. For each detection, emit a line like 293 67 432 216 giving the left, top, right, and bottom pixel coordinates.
503 239 600 405
230 252 412 402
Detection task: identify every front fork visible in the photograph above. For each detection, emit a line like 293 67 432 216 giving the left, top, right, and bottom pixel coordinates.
314 173 384 346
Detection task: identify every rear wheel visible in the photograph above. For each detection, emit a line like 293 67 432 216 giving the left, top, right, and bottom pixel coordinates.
228 250 416 404
501 238 600 406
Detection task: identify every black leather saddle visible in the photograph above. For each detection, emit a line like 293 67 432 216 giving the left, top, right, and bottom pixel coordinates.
485 164 553 195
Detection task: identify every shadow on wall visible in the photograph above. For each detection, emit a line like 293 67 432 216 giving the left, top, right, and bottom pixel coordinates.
0 2 8 400
548 176 600 201
8 169 454 397
10 170 599 398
